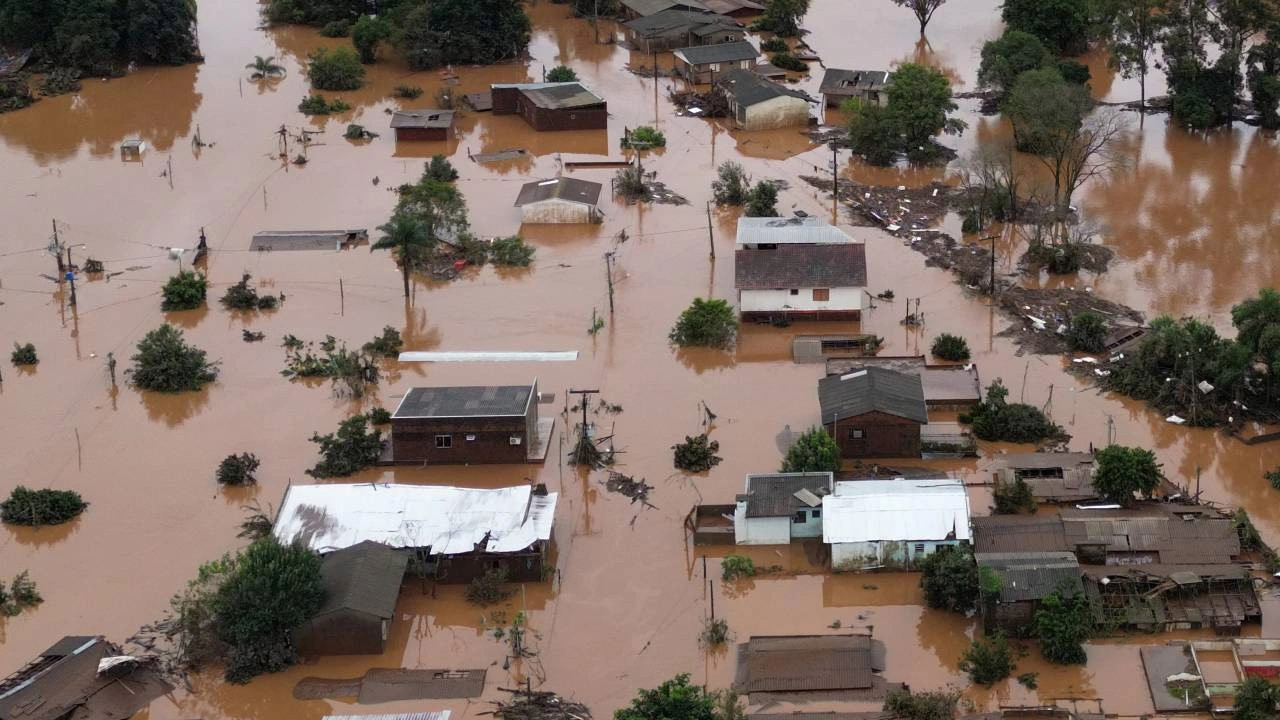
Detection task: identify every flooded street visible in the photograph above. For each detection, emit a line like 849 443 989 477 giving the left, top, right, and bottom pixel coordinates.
2 0 1280 717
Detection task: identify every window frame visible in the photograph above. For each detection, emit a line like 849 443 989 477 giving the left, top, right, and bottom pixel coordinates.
435 434 452 449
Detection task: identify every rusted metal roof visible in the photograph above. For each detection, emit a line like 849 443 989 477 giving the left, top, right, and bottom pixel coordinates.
738 635 876 693
741 472 833 518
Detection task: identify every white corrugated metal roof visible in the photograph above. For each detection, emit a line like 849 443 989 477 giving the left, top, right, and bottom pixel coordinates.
273 483 558 555
324 713 451 720
735 216 855 246
822 478 970 544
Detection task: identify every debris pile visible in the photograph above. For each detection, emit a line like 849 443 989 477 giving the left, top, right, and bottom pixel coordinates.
997 286 1145 355
491 687 592 720
604 472 654 506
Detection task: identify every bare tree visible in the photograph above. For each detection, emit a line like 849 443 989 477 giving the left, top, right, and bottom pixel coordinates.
1032 108 1130 212
892 0 949 35
957 140 1026 231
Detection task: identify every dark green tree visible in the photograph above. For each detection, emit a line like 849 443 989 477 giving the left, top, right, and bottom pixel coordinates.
884 688 959 720
712 161 751 205
53 0 119 72
891 0 949 35
615 674 718 720
351 14 390 63
394 0 530 68
844 99 901 165
1233 677 1280 720
1092 445 1162 505
918 546 979 613
424 154 460 182
744 181 779 217
993 478 1036 514
1067 310 1107 352
780 427 842 473
884 63 965 161
1247 26 1280 128
161 270 208 311
373 212 432 299
931 333 970 361
978 29 1056 96
307 414 384 478
959 633 1015 686
1003 0 1089 54
1004 68 1090 153
306 46 364 90
125 0 199 65
1034 589 1091 664
1107 0 1162 111
546 64 578 82
669 298 737 349
128 324 219 392
752 0 811 36
247 55 286 79
1 487 88 526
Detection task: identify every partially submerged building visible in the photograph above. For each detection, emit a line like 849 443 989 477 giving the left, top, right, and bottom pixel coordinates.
826 355 983 410
293 541 410 657
387 381 553 465
0 636 172 720
819 368 928 459
491 82 607 131
733 472 833 545
390 109 456 141
273 483 559 583
250 228 369 252
623 10 745 53
822 478 971 570
975 551 1083 635
992 452 1098 504
716 69 813 131
515 177 603 224
621 0 710 18
734 634 890 702
673 40 759 84
701 0 766 16
734 217 867 322
819 69 890 108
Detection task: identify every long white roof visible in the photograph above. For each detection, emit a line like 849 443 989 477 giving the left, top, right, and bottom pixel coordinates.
822 478 970 544
735 216 855 245
273 483 557 555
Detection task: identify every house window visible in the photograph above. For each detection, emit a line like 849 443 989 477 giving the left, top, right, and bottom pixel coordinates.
465 434 477 441
848 428 864 439
914 543 926 555
789 289 800 296
812 509 822 519
435 434 452 449
793 511 807 524
710 63 721 72
813 288 830 301
509 436 523 446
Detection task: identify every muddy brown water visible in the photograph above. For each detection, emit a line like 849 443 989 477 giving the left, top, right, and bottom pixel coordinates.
2 0 1280 717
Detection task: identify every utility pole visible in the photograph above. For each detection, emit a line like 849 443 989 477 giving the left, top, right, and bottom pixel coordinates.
568 389 600 442
51 219 64 275
705 201 715 259
65 246 77 306
604 252 615 314
829 141 840 223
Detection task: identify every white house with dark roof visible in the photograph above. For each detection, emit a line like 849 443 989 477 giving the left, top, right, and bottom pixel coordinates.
733 472 834 544
823 477 971 571
515 177 603 224
673 40 759 83
716 69 813 130
733 217 867 321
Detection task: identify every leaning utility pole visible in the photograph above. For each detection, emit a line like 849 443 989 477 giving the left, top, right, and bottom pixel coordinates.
603 252 615 314
705 201 715 259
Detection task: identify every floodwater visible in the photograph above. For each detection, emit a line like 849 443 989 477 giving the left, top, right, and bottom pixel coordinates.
1 0 1279 717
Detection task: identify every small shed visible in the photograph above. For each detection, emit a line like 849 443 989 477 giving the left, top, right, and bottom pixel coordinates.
389 381 552 465
716 69 812 130
515 177 604 224
120 139 146 160
733 472 833 544
491 82 607 131
0 636 173 720
819 69 890 108
391 109 456 141
819 368 928 458
293 541 410 656
673 40 759 84
975 551 1083 635
823 478 971 571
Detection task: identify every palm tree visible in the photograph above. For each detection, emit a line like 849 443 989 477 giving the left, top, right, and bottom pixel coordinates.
246 55 286 79
373 212 433 298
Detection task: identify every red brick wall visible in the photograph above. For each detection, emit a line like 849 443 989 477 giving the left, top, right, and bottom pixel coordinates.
825 411 922 458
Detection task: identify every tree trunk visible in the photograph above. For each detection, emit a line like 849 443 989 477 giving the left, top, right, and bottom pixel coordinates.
400 250 411 298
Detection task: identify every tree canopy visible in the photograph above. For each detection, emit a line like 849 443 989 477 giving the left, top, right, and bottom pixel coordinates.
1233 677 1280 720
0 0 200 72
1092 445 1162 505
306 46 364 90
744 181 779 217
752 0 811 37
919 545 979 613
978 30 1056 96
670 298 738 349
1035 589 1091 664
780 427 842 473
1002 0 1089 55
615 674 718 720
394 0 531 68
846 63 965 164
891 0 948 35
128 324 219 393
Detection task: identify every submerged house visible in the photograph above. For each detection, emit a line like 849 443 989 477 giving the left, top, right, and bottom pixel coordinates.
992 452 1098 504
623 9 745 53
716 69 812 130
515 177 603 224
390 109 455 141
0 636 173 720
734 217 867 322
819 69 890 108
819 367 928 459
734 634 889 701
292 541 410 657
975 551 1083 635
388 381 553 465
826 356 983 411
273 483 559 583
823 478 972 571
491 82 608 131
621 0 710 18
733 472 833 545
673 40 759 84
701 0 766 16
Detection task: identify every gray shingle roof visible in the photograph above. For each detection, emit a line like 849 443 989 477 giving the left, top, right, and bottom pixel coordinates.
818 367 927 425
515 177 603 207
624 8 737 35
735 243 867 290
820 69 890 96
974 551 1083 603
395 384 534 418
674 40 759 66
521 82 605 110
390 109 455 129
741 472 833 517
317 541 410 619
622 0 708 16
717 69 813 107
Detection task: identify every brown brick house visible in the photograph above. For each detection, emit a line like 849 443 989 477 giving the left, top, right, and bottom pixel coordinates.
818 367 928 458
390 109 456 141
389 381 551 465
491 82 608 131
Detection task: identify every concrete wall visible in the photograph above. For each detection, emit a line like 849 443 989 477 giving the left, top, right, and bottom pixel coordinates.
734 509 791 545
738 95 811 131
740 287 864 313
521 198 595 224
792 506 823 538
831 539 963 571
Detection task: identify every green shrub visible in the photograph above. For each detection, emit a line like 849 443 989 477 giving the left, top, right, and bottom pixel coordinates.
466 567 515 606
760 37 788 53
770 51 808 72
1093 445 1162 505
319 19 351 36
546 65 577 82
306 414 384 478
216 453 261 486
780 427 841 473
1057 60 1090 85
221 273 279 310
993 478 1036 514
617 674 718 720
963 379 1064 444
722 555 756 581
129 324 219 392
10 342 37 366
362 326 403 357
39 68 81 96
959 633 1015 686
712 161 750 205
624 125 666 148
424 153 459 181
393 84 424 99
1 572 41 616
700 617 730 647
161 270 208 311
369 407 392 424
744 181 779 217
614 165 647 199
83 258 105 273
672 434 722 472
670 298 737 349
1067 311 1106 353
1035 590 1091 664
1268 468 1280 490
344 123 377 140
490 236 535 267
298 94 352 115
306 46 364 90
931 333 971 361
351 15 391 63
1 487 87 526
884 688 960 720
919 546 978 613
